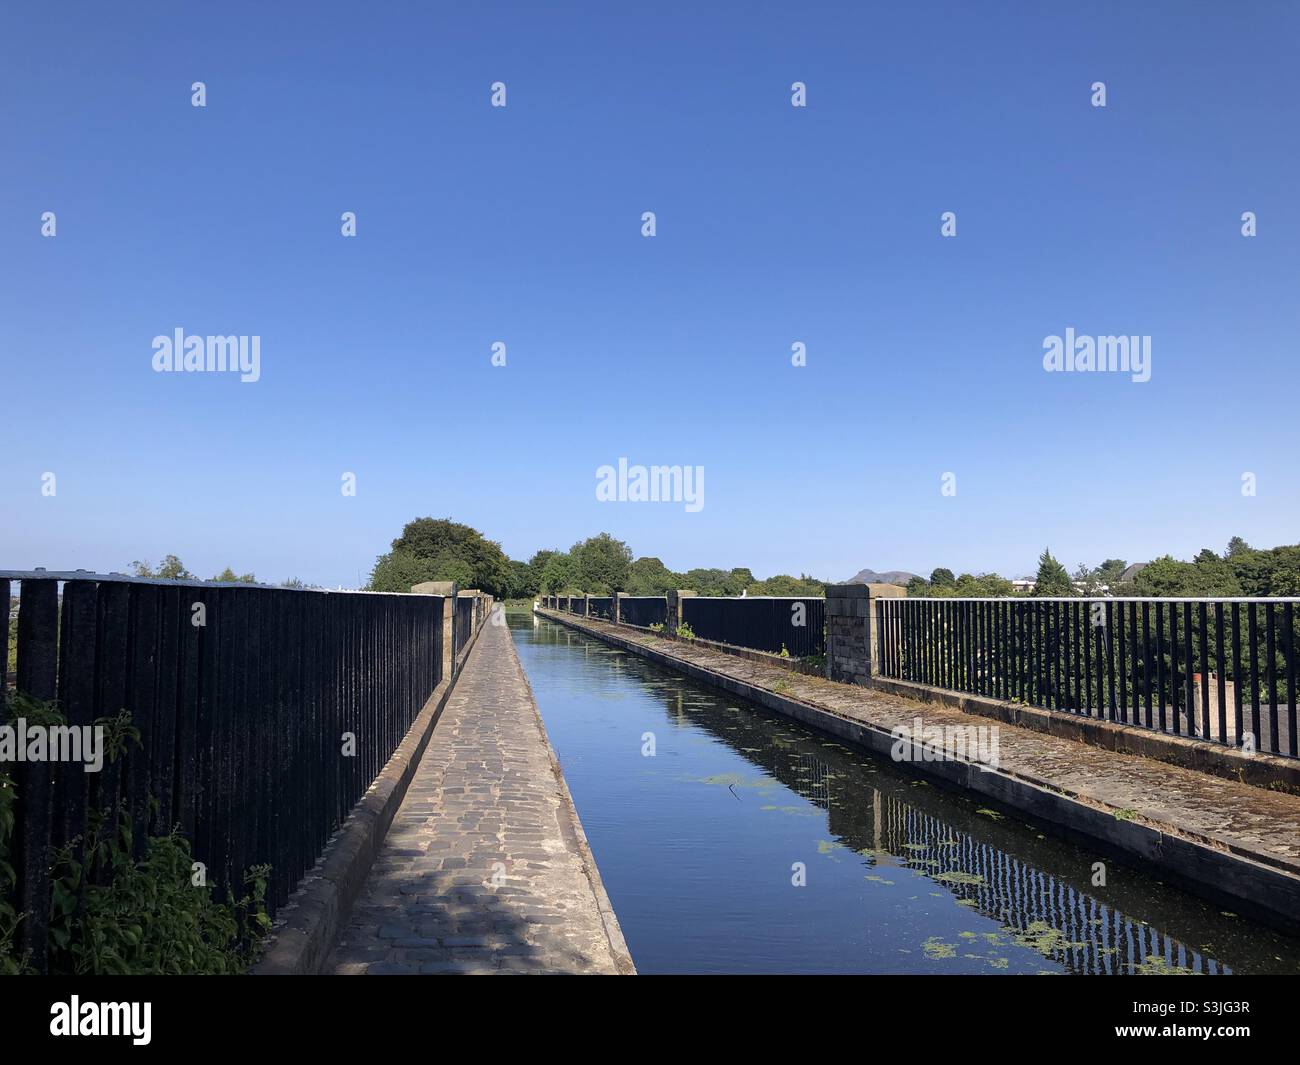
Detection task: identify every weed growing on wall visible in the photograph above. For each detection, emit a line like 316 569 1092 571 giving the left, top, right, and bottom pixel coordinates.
0 694 271 974
0 768 23 974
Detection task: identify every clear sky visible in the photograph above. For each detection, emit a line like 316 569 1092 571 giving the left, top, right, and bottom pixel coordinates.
2 1 1297 587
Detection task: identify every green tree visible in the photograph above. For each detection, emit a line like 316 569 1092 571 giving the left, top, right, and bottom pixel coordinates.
211 567 257 583
679 567 753 596
626 556 678 596
130 555 192 580
1032 549 1074 597
748 573 826 596
525 550 558 592
929 567 957 591
370 550 465 591
506 559 537 598
955 572 1015 597
1095 559 1128 587
1226 544 1300 596
538 552 579 593
1072 563 1103 597
369 517 513 595
571 533 632 594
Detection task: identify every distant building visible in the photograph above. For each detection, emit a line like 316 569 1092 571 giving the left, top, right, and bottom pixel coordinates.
866 582 907 598
1010 579 1036 593
1119 563 1147 583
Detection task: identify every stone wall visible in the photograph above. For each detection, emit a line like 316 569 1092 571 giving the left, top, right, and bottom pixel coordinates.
826 583 871 686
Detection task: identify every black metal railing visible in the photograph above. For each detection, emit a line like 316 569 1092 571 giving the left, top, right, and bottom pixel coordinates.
682 596 826 657
587 596 613 620
876 597 1299 759
0 571 445 970
454 595 475 657
569 597 587 616
874 789 1228 975
617 596 668 628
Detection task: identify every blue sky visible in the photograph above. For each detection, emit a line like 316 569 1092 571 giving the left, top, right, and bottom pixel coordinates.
2 1 1297 587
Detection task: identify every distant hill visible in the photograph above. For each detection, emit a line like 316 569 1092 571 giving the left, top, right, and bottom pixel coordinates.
843 568 919 587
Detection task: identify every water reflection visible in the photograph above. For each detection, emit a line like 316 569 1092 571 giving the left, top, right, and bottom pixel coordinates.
513 615 1300 975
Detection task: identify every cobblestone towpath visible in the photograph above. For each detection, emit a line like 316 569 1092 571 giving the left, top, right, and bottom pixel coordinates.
327 620 633 975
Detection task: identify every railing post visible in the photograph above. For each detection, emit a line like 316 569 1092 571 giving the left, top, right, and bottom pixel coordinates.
412 580 457 680
614 591 625 625
825 583 872 686
667 589 697 632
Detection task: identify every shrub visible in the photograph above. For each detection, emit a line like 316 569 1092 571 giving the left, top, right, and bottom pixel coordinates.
1 694 270 975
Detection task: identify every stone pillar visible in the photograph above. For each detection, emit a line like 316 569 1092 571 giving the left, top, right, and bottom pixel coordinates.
412 580 457 682
825 584 871 686
614 591 626 625
577 594 588 617
666 589 697 632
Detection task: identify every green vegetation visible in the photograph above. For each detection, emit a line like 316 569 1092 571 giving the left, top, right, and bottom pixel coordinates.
45 823 269 975
118 527 1300 610
907 571 1015 597
129 554 192 580
0 697 269 975
130 557 256 583
1031 548 1074 597
524 533 824 598
904 536 1300 599
0 768 18 974
368 517 514 596
1127 540 1300 597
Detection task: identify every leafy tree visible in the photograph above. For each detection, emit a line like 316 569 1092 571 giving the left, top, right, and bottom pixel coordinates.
1132 555 1228 596
506 559 537 599
369 517 512 595
955 572 1015 597
1072 563 1104 597
748 573 826 596
626 556 678 596
525 550 559 592
905 575 930 596
538 552 579 593
1032 549 1074 597
1226 544 1300 596
571 533 633 594
211 567 257 583
679 567 753 596
370 549 464 591
1226 536 1252 558
929 568 956 591
1095 559 1128 587
130 555 192 580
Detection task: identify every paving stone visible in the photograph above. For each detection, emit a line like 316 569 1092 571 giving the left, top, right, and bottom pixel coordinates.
326 621 624 976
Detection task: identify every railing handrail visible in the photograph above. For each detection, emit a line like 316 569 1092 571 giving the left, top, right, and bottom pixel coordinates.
0 568 437 596
882 595 1300 604
681 594 825 600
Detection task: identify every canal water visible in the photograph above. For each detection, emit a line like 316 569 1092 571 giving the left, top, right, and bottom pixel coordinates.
511 613 1300 975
